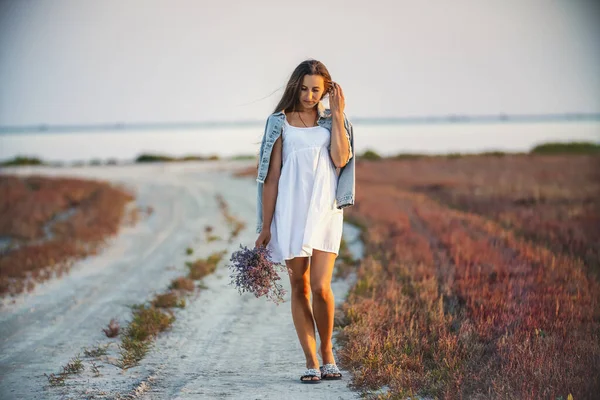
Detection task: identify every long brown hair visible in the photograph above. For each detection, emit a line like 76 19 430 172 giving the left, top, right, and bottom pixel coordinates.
273 59 332 114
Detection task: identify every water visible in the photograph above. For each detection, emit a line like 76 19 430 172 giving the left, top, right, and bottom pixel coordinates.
0 121 598 163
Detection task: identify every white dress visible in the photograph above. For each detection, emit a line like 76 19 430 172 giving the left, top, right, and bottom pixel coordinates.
266 118 344 264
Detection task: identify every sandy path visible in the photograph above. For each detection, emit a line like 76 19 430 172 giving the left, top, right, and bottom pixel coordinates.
0 161 363 399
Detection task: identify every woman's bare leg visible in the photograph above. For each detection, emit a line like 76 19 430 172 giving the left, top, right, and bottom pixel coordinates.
310 249 337 367
286 256 320 380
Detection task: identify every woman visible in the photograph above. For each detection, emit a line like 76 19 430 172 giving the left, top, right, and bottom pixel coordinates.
254 59 355 383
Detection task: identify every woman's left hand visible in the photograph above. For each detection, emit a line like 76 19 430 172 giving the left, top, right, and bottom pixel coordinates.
328 82 345 114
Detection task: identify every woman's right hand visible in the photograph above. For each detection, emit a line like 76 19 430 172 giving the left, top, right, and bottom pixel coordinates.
255 229 271 249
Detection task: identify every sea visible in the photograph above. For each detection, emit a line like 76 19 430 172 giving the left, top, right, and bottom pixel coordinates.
0 119 598 164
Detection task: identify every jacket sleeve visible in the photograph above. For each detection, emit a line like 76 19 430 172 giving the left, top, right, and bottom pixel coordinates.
343 113 354 163
256 116 271 182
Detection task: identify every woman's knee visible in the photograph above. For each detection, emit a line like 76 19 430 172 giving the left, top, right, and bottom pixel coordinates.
311 283 332 300
287 258 310 296
289 275 311 297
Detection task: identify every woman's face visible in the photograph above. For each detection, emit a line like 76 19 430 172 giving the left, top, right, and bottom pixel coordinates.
298 74 325 110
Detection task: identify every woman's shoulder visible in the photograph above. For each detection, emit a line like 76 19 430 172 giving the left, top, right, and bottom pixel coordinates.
269 110 286 118
264 111 285 126
260 112 286 138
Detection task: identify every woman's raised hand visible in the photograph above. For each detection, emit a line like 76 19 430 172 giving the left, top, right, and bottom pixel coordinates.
328 81 345 114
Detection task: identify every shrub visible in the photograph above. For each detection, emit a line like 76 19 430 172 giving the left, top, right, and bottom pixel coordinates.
1 156 44 166
530 141 600 154
360 149 382 160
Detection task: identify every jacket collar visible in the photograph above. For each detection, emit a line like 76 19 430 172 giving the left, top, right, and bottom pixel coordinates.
273 101 330 119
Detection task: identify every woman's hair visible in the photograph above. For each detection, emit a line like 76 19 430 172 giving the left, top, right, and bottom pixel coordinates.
273 59 332 114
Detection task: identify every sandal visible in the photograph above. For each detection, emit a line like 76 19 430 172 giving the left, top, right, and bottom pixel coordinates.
320 363 343 380
300 368 322 383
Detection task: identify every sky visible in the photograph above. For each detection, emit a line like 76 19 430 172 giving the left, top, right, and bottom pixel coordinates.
0 0 599 126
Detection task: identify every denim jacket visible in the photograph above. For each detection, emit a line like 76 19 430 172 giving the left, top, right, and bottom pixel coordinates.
256 101 355 234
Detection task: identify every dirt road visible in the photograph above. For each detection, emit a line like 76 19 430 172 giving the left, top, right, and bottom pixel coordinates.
0 161 363 399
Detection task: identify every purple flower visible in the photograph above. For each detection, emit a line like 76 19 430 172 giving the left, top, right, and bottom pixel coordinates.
227 244 289 305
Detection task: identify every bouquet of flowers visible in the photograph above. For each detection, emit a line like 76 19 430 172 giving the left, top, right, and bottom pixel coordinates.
227 244 289 305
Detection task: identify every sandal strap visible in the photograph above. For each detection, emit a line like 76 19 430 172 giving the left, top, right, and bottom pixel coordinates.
302 368 321 377
320 363 341 375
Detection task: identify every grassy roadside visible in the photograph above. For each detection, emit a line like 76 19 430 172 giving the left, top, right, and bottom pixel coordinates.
229 154 599 398
334 183 598 399
0 175 143 297
116 249 227 369
44 248 228 387
43 192 241 395
111 195 238 370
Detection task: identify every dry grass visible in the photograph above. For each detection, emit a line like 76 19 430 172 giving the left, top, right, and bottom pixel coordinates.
334 238 359 279
102 318 120 338
203 225 222 242
111 247 227 369
0 175 136 297
185 250 227 281
115 249 226 369
216 194 246 242
335 156 599 399
358 155 600 273
206 234 222 243
117 303 176 369
152 291 186 308
83 344 110 358
168 276 195 291
44 353 85 386
31 179 232 387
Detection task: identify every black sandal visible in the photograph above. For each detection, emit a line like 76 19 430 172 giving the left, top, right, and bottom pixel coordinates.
320 363 343 380
300 368 322 383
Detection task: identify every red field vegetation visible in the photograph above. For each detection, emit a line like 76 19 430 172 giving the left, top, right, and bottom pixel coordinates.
337 155 599 399
362 154 600 272
0 175 135 297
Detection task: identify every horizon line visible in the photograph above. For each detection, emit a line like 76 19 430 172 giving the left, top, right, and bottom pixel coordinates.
1 112 599 134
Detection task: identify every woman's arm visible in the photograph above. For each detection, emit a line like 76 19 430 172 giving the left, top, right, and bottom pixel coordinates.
261 135 283 232
328 82 352 168
330 112 352 168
